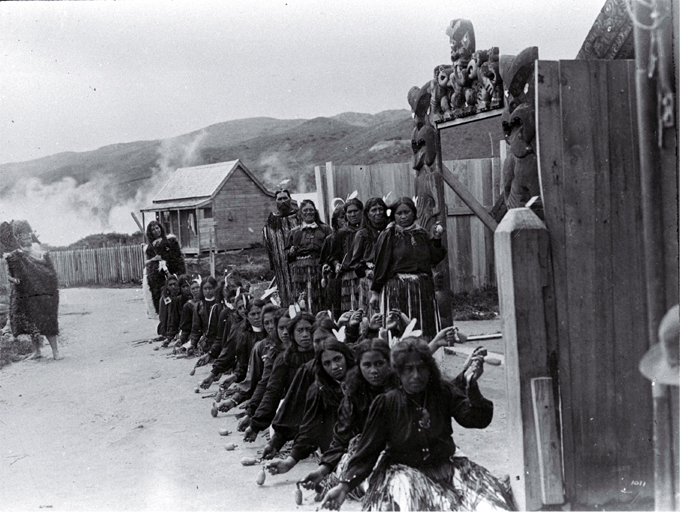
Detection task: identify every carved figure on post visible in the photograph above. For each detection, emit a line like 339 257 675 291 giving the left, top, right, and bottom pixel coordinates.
500 47 541 215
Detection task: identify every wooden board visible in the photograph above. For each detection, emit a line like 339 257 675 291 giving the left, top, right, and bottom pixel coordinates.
531 377 564 505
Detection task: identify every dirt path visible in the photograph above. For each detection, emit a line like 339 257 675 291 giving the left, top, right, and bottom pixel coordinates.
0 288 507 510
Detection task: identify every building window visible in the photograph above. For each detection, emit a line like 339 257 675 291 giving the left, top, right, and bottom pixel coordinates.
203 207 213 218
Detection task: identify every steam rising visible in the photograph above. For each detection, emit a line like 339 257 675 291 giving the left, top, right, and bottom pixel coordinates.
0 131 207 247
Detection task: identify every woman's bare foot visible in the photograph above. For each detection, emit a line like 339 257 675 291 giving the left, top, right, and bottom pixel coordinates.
51 350 63 360
27 351 43 360
46 335 62 360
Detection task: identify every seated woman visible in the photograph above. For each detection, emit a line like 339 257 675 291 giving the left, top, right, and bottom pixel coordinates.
243 312 318 443
157 274 180 342
200 298 265 390
159 274 192 348
174 276 202 349
322 337 514 511
286 200 333 314
300 339 397 500
265 339 356 477
189 276 223 356
200 290 249 368
215 305 285 412
369 197 446 338
238 312 292 432
259 317 339 458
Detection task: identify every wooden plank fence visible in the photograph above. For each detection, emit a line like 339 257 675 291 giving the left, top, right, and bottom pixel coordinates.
317 159 501 293
49 245 145 287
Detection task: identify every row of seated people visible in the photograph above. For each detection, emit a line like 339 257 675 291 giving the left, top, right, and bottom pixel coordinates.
151 272 516 511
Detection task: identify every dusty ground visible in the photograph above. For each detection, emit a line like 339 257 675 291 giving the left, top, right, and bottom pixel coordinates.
0 288 507 511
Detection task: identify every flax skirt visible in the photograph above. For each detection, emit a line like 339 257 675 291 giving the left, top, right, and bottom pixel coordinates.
377 273 440 339
290 257 326 314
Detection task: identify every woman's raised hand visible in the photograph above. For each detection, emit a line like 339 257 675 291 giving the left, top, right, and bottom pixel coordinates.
432 221 444 239
463 347 487 385
369 291 380 310
348 309 363 329
368 313 383 330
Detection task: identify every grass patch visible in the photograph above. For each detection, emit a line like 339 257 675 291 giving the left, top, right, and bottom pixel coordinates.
452 286 499 321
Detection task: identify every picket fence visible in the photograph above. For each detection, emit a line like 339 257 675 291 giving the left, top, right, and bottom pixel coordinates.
47 245 145 287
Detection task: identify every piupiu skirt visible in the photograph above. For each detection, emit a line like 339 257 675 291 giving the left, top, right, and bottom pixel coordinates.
290 257 326 314
378 273 440 338
340 271 361 312
363 455 516 511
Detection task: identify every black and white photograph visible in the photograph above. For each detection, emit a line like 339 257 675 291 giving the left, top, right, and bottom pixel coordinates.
0 0 677 510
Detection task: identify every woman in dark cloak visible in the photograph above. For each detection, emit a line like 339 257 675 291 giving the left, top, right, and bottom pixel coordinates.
1 220 61 360
144 220 186 316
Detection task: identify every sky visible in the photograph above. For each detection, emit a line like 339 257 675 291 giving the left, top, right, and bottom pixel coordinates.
0 0 606 166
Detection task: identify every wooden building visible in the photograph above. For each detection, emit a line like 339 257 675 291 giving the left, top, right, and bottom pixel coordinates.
141 160 275 253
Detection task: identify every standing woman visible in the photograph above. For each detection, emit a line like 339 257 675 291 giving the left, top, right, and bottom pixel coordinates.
1 221 61 360
348 198 388 312
368 197 446 338
320 203 347 320
322 338 515 511
144 220 186 316
329 199 364 313
286 200 332 313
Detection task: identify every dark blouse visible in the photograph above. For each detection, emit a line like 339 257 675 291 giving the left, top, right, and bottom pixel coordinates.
269 359 317 450
289 377 344 462
371 224 447 293
348 225 383 278
343 375 493 490
211 321 265 377
177 300 196 344
286 224 333 261
190 299 222 347
208 307 242 360
145 235 186 275
245 337 285 418
231 337 269 404
157 291 186 339
330 225 361 273
250 348 316 433
319 384 387 471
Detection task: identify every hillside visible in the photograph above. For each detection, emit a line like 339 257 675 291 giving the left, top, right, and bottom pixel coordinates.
0 110 504 244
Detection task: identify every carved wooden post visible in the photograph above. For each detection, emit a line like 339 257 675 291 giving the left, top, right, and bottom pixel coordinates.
433 130 454 328
495 207 563 510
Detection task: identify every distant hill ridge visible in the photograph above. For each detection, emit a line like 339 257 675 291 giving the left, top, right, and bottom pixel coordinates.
0 109 504 200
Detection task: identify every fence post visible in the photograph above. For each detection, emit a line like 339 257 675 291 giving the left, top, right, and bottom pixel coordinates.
495 207 563 510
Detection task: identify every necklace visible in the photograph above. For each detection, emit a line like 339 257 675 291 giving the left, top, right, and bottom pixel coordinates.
405 390 431 430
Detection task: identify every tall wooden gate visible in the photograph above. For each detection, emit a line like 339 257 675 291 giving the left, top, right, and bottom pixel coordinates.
499 58 678 509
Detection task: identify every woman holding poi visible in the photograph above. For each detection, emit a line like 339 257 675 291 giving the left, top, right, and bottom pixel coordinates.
321 338 515 511
286 200 332 313
144 220 186 317
1 220 61 360
368 197 445 338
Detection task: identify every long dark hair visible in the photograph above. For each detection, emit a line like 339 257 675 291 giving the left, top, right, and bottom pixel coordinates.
199 276 220 302
344 339 397 410
331 203 346 231
388 197 417 225
391 337 443 393
146 220 167 243
343 198 364 228
314 339 356 409
362 197 388 231
242 298 266 330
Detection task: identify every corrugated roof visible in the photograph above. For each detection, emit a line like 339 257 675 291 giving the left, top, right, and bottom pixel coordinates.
140 197 211 212
153 160 240 202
